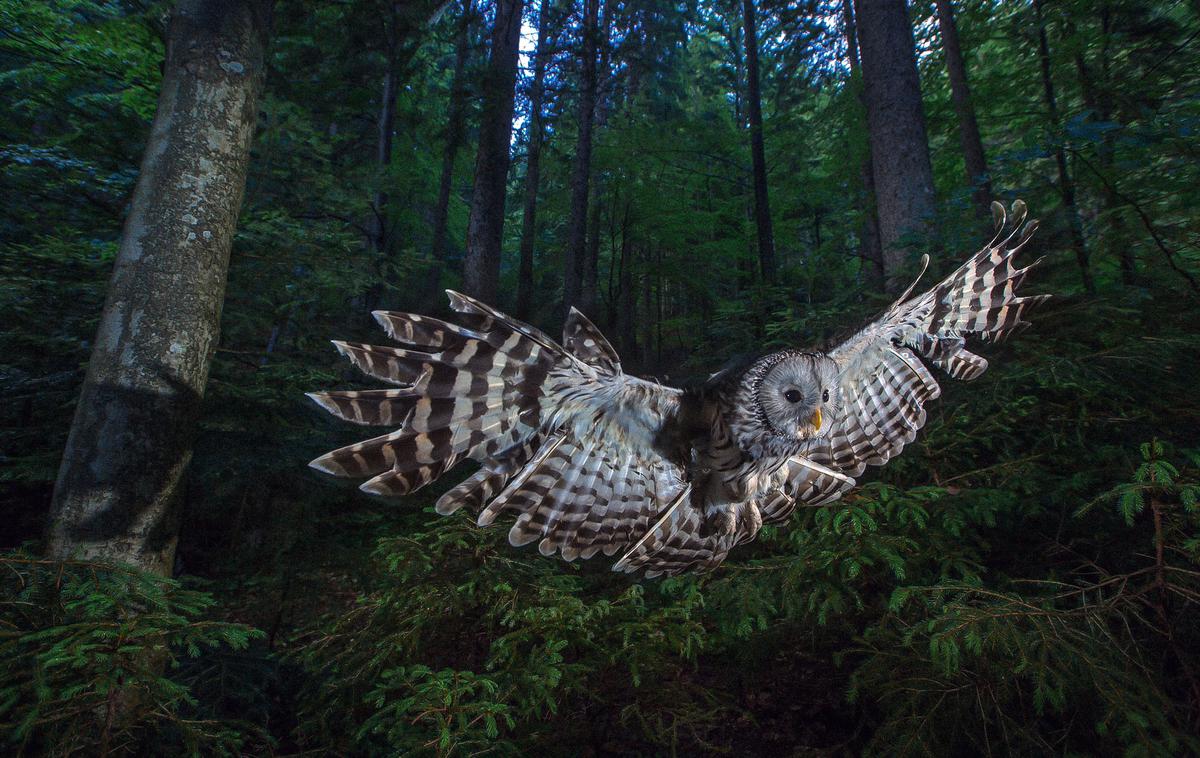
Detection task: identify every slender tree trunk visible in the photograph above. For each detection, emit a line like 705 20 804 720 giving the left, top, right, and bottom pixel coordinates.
46 0 273 575
641 242 654 366
842 0 885 289
364 8 400 313
854 0 937 292
1073 6 1135 284
515 0 553 318
743 0 776 284
430 1 474 288
580 0 613 317
463 0 524 302
1034 0 1096 294
934 0 991 218
617 203 637 357
581 192 602 314
371 15 397 258
562 0 600 314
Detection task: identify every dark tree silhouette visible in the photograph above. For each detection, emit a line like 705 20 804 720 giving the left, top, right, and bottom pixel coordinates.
463 0 524 302
562 0 601 314
743 0 776 284
516 0 554 318
934 0 992 218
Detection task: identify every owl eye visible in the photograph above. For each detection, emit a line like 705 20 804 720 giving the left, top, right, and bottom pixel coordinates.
822 389 829 403
784 389 802 403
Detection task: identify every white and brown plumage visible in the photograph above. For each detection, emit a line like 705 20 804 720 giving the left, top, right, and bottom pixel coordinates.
308 201 1049 577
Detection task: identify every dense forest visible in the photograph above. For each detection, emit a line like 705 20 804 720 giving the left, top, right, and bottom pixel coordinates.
3 0 1200 754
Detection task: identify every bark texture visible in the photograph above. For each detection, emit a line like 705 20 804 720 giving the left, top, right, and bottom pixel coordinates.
462 0 524 302
854 0 937 292
562 0 601 314
46 0 272 575
934 0 991 218
743 0 777 283
515 0 553 318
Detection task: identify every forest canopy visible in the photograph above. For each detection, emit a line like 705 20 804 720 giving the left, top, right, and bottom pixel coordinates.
2 0 1200 754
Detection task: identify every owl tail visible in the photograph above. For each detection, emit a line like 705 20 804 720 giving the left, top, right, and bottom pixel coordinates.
306 291 615 505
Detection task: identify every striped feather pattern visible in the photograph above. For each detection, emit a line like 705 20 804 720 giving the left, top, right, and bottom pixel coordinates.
813 201 1047 502
563 307 621 373
310 290 694 573
307 203 1047 577
308 297 564 496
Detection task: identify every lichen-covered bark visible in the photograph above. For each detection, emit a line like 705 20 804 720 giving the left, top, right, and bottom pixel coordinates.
46 0 272 575
854 0 937 292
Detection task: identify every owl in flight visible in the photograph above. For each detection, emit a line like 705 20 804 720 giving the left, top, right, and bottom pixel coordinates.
309 201 1047 577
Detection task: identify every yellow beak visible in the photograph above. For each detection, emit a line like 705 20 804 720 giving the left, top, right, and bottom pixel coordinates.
811 407 822 431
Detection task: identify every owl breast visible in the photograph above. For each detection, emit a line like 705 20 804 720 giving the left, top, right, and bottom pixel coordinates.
687 394 798 536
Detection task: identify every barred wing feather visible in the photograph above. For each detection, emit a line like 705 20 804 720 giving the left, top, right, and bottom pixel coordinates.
805 200 1049 495
308 292 690 572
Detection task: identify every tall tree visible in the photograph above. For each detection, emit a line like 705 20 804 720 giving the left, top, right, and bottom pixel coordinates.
934 0 991 218
743 0 777 283
1072 5 1135 284
854 0 937 291
463 0 525 302
516 0 554 318
45 0 273 575
842 0 885 287
562 0 601 314
1034 0 1095 294
430 0 475 281
363 3 402 313
580 0 614 316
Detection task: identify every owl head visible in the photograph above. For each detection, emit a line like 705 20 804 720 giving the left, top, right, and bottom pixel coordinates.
728 350 841 457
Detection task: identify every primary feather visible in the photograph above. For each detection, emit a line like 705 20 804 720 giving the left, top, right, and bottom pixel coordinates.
308 201 1049 576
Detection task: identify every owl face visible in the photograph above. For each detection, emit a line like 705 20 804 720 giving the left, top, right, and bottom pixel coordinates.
751 352 840 444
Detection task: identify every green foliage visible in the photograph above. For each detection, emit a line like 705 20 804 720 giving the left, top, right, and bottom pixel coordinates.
0 552 265 756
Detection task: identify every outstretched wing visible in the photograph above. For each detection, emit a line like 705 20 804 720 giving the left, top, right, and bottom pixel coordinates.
307 292 692 572
793 200 1048 502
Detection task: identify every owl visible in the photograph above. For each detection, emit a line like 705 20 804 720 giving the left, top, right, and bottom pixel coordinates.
308 201 1048 577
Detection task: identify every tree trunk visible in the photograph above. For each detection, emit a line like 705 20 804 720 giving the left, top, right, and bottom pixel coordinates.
842 0 885 289
581 192 603 315
580 0 613 317
562 0 600 314
46 0 272 575
616 203 637 358
430 0 474 290
1034 0 1095 294
462 0 524 303
854 0 937 292
1072 5 1135 284
515 0 553 318
934 0 991 218
364 7 400 313
743 0 776 284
